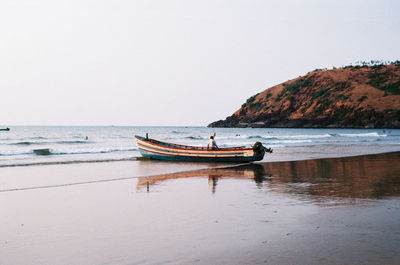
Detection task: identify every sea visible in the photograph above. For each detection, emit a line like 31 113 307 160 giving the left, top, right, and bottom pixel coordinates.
0 126 399 167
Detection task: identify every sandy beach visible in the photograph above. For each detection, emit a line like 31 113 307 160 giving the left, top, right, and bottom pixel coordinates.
1 152 400 265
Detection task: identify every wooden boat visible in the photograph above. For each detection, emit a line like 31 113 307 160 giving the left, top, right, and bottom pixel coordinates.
135 135 272 162
0 128 10 131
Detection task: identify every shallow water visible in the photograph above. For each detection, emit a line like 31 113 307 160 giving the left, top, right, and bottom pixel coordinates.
138 152 400 202
1 152 399 264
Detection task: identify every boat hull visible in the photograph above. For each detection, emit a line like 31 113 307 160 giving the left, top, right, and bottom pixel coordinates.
135 135 265 163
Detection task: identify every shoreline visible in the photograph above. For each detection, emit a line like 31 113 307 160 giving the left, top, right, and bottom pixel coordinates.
0 145 399 169
137 151 400 199
0 150 398 195
259 148 400 163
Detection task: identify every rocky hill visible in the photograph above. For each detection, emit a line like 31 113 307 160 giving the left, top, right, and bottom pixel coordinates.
208 62 400 128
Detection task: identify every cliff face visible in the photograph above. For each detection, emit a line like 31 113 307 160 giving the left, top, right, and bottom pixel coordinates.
208 63 400 128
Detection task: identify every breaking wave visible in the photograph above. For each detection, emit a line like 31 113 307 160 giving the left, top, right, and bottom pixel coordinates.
0 147 138 157
11 141 37 146
0 150 33 156
171 130 186 134
338 132 386 137
55 140 90 144
51 147 138 155
10 140 89 146
185 136 206 140
0 157 140 168
245 134 332 140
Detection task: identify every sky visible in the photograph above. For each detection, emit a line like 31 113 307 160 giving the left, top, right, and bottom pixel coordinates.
1 0 399 126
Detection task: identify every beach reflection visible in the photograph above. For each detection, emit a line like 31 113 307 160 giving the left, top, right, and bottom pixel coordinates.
137 152 400 200
261 152 400 199
137 165 266 193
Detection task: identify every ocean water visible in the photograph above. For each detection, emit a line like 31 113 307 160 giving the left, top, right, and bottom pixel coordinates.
0 126 399 167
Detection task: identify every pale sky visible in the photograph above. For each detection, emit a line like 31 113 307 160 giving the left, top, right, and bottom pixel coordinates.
1 0 399 126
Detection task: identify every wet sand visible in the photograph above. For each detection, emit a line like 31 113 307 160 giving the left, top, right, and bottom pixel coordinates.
1 152 400 264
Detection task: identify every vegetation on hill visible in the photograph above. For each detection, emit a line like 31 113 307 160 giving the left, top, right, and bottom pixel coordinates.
209 61 400 128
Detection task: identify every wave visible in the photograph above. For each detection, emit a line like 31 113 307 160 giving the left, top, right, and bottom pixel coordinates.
0 136 49 142
9 140 89 146
176 132 386 142
169 134 332 142
34 149 52 155
220 142 286 148
0 150 34 156
51 147 138 155
274 134 332 139
171 130 185 134
338 132 386 137
0 147 138 157
275 139 313 144
242 133 387 141
245 134 332 140
248 136 264 139
0 157 139 168
30 136 47 140
184 136 206 140
10 141 37 146
56 140 89 144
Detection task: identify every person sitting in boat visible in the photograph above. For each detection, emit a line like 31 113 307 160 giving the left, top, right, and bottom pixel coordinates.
207 136 218 150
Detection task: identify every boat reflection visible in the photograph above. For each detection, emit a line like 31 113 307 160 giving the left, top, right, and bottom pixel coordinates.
137 164 269 194
137 152 400 200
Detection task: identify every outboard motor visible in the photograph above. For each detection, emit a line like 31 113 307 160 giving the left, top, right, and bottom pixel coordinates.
253 142 273 156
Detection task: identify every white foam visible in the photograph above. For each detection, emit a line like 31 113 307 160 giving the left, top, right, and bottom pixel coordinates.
0 150 34 156
275 134 332 139
277 139 313 144
51 147 138 155
338 132 386 137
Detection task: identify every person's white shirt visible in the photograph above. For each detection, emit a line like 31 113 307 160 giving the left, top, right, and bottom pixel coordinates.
207 137 218 149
